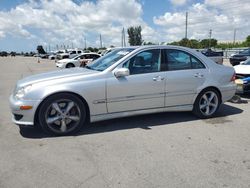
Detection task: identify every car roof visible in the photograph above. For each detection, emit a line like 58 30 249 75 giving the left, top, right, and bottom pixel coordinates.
74 52 100 58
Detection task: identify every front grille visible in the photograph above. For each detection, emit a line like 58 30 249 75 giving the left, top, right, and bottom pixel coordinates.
13 114 23 121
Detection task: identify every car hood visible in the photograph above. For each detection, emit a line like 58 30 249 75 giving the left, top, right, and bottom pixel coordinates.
18 68 97 87
234 64 250 74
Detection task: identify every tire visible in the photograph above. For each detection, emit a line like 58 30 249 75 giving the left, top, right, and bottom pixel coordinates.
38 93 86 136
193 88 221 119
66 63 75 68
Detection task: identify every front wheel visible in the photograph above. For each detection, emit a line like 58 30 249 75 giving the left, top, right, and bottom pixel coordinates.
66 63 75 68
193 89 221 118
38 93 86 135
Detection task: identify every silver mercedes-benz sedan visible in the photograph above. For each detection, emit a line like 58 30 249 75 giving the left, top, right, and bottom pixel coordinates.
9 45 236 135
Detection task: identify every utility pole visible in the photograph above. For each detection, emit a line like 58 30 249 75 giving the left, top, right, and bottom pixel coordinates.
100 34 103 48
123 27 126 47
185 12 188 39
233 28 236 45
84 37 87 50
121 28 124 47
121 27 126 47
209 29 212 49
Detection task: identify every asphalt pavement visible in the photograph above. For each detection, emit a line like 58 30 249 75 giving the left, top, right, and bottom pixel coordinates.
0 56 250 188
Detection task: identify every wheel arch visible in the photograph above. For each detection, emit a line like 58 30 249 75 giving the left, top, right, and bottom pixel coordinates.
194 86 222 104
34 91 90 126
66 63 75 68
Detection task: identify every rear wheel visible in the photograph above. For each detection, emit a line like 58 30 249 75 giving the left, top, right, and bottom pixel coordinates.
38 93 86 135
193 88 221 118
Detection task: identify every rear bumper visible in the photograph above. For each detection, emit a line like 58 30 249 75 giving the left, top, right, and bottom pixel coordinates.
220 83 237 103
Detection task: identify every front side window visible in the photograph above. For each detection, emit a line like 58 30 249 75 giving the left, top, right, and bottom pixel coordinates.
166 49 205 71
123 49 161 75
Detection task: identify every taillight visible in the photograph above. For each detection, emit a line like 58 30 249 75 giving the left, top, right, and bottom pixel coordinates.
231 72 236 82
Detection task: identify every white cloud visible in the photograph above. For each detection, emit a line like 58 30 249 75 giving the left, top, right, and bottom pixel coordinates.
0 0 156 49
154 1 250 42
0 0 250 51
170 0 187 6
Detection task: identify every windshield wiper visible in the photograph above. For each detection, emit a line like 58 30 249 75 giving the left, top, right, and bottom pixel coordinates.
85 65 102 71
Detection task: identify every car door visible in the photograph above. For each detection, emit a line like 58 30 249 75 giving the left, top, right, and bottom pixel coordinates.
163 49 207 107
106 49 166 113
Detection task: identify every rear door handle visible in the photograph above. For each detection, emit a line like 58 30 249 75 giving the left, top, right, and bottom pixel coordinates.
153 76 164 81
194 73 204 78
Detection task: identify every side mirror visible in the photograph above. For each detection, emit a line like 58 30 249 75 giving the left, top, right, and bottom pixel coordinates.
114 68 130 78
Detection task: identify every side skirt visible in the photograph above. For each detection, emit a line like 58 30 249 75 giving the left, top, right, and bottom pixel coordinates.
90 104 193 123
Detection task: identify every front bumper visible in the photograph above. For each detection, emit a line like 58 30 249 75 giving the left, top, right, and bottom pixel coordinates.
9 94 41 126
56 62 64 68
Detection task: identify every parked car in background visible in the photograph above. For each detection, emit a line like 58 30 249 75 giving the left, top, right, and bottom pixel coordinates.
234 58 250 93
0 51 8 57
56 53 70 60
10 52 16 57
9 45 236 135
56 53 100 68
48 53 56 60
230 48 250 66
100 48 114 56
201 49 223 64
68 49 85 58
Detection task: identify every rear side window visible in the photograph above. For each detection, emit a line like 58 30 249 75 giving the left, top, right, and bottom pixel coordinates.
165 49 205 71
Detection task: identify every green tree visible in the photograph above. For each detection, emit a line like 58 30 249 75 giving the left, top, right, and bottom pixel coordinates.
200 39 217 48
143 41 156 45
244 35 250 47
87 47 93 52
127 26 142 46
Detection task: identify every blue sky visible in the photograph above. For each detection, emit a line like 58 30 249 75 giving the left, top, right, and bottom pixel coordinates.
0 0 249 52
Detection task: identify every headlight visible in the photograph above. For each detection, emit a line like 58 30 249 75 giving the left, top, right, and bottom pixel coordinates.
15 85 32 99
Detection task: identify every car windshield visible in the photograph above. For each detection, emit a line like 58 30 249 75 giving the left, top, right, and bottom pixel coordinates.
73 55 81 60
86 48 135 71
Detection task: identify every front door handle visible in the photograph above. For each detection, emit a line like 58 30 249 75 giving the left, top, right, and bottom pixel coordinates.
153 76 164 81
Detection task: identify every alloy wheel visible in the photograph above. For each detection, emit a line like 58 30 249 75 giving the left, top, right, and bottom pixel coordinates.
199 91 219 116
45 99 81 134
